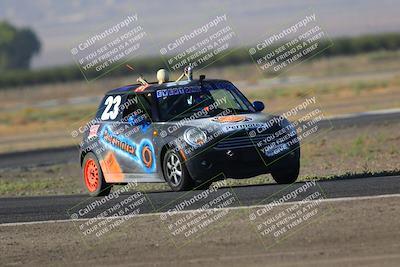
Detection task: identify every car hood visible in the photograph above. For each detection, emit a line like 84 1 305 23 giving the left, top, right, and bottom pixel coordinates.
163 112 282 134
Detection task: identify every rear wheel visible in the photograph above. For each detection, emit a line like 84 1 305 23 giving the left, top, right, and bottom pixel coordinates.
82 152 112 196
163 149 194 191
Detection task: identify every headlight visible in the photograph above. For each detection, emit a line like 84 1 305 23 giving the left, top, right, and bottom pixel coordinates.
279 119 297 136
184 128 207 147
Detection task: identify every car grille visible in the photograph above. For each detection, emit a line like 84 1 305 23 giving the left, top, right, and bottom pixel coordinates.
214 132 273 149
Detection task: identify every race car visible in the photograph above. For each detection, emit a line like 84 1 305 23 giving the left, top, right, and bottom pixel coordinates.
80 67 300 196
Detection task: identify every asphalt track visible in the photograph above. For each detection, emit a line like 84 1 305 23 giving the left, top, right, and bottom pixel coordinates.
0 109 399 169
0 175 399 224
0 110 399 225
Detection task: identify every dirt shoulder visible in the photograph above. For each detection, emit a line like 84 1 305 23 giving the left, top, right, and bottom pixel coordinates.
1 51 400 154
1 196 399 266
1 121 399 197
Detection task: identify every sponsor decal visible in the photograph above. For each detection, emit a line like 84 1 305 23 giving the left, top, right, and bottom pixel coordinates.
100 126 156 172
102 127 136 156
99 152 124 182
134 84 150 92
128 114 150 133
156 86 202 98
223 122 269 132
211 115 252 123
137 140 156 171
141 145 153 168
264 143 290 157
88 124 100 139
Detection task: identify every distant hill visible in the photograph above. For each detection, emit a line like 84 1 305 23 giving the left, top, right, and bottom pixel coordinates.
0 0 399 68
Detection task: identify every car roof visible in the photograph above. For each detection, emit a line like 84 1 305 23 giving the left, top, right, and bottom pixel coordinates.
105 79 231 95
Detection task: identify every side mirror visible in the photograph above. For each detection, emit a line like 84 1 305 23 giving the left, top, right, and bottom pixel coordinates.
253 101 265 112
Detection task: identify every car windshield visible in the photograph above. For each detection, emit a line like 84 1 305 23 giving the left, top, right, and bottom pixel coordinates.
156 82 255 121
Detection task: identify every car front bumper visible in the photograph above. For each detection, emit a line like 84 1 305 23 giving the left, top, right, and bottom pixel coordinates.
184 141 300 182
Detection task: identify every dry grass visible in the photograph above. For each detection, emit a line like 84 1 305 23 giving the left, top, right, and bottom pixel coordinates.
243 74 400 117
0 51 399 153
0 122 399 197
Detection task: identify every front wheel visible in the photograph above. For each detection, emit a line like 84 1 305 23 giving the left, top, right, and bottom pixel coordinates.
193 179 214 190
82 152 112 196
163 149 194 191
271 166 299 184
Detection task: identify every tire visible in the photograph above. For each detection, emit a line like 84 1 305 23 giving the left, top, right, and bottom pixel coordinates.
194 179 214 190
271 164 300 184
163 149 194 191
82 152 112 196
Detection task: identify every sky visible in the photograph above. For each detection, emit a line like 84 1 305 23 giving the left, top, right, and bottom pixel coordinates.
1 0 399 68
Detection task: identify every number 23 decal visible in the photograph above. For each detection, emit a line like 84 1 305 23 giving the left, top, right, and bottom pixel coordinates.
101 95 121 120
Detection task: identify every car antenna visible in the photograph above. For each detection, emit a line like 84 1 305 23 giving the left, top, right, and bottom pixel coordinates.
175 63 193 82
126 64 134 71
125 64 148 85
199 74 206 86
137 76 148 85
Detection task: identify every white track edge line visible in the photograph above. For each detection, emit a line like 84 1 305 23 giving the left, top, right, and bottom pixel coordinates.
324 108 400 120
1 193 400 227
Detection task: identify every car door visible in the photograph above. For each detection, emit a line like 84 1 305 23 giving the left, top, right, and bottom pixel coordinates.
111 92 159 182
